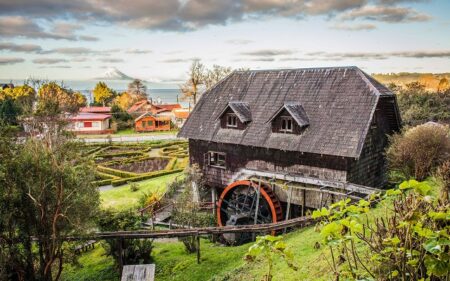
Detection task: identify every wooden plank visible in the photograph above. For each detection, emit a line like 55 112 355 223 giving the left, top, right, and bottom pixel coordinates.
240 168 380 195
121 264 155 281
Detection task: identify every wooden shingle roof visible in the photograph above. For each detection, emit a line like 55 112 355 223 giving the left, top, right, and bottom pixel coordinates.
178 66 394 158
218 101 252 123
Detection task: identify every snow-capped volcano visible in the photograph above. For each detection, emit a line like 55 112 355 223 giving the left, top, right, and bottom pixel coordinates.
95 68 135 80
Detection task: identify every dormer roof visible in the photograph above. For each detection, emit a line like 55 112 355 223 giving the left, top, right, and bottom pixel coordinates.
218 101 252 123
268 103 309 127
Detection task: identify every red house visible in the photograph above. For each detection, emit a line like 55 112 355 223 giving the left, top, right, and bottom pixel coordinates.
68 113 114 134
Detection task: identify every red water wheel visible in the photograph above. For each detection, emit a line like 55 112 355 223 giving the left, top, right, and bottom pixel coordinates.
216 180 283 244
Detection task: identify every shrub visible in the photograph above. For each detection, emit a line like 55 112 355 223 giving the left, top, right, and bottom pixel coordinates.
97 165 138 178
386 123 450 181
97 210 153 266
129 182 140 192
111 169 184 186
245 235 297 281
313 179 450 280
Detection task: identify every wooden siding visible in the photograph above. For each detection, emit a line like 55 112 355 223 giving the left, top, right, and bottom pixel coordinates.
135 116 171 132
347 96 400 187
189 140 349 189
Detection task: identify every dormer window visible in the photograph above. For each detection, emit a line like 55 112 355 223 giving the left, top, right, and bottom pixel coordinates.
227 113 238 128
269 103 309 134
280 117 293 133
218 101 252 130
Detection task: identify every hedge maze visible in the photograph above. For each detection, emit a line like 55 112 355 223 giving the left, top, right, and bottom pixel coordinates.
83 140 188 187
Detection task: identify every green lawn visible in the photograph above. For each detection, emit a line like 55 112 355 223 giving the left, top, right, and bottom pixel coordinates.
100 173 182 211
61 246 118 281
60 227 328 281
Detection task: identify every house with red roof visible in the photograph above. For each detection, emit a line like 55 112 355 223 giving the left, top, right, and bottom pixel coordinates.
67 112 114 134
80 106 112 114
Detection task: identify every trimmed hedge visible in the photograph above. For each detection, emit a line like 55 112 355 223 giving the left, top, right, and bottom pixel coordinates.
96 171 121 180
164 157 177 170
97 166 138 178
92 179 113 187
111 168 184 186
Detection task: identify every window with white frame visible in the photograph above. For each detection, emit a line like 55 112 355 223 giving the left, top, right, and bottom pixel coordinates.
280 117 293 133
226 113 238 128
207 151 226 168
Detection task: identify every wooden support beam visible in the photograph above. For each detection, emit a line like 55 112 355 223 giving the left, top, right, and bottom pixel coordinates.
118 238 124 274
252 177 261 240
301 189 306 217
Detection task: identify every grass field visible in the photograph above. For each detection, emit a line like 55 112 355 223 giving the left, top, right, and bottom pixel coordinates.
100 173 182 211
60 227 329 281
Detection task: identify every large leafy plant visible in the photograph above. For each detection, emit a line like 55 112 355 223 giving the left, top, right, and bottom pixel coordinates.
245 235 297 281
313 179 449 280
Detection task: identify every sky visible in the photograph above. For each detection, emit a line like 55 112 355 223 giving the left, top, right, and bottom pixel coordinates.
0 0 449 84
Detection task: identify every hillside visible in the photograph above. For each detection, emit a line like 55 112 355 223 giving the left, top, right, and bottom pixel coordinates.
373 72 450 91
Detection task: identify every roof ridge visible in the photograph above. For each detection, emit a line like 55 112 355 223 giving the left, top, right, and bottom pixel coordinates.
234 66 359 73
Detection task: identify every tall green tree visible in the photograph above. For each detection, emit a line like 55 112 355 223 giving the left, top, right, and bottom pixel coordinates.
0 97 20 125
0 127 100 281
93 81 113 106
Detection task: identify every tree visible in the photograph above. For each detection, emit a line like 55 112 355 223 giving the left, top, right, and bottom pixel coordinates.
180 60 205 105
386 123 450 181
127 79 147 99
73 91 87 108
0 126 100 281
437 77 449 93
114 92 134 110
204 64 232 90
0 85 36 115
0 97 20 125
93 81 113 106
36 82 81 116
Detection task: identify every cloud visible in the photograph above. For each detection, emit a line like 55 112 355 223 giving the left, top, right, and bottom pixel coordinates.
41 47 107 56
125 49 153 54
0 57 25 64
377 0 429 4
38 65 72 69
341 5 431 23
32 58 68 64
0 0 428 33
240 49 296 56
98 58 124 63
0 42 42 53
79 35 99 41
0 16 100 40
226 39 254 45
159 57 199 63
331 23 376 30
305 50 450 60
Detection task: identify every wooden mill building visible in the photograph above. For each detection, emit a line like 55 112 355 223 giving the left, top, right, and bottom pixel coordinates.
179 66 401 231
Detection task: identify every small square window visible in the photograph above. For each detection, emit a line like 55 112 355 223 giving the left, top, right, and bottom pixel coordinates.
207 151 226 168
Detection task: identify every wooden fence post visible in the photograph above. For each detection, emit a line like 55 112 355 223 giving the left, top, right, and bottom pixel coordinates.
196 234 201 264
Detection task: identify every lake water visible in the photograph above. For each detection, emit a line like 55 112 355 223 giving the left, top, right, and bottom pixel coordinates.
0 79 189 107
